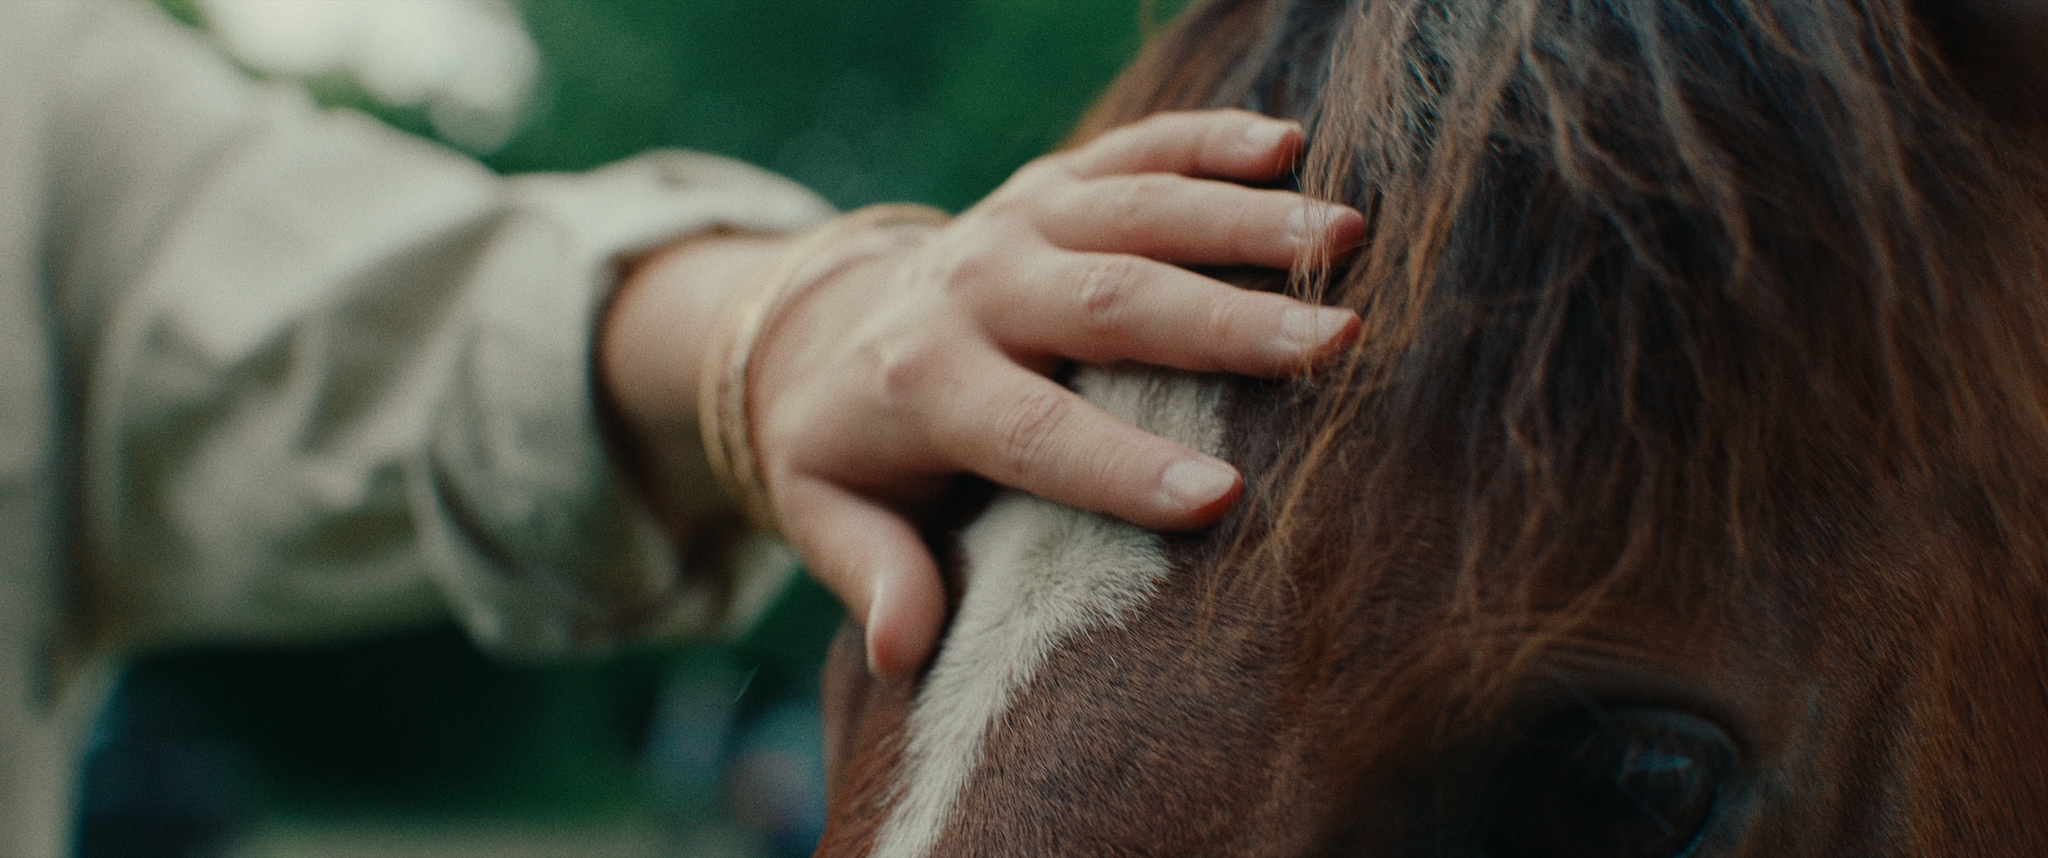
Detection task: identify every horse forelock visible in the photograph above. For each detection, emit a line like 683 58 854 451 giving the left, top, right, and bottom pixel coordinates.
1066 0 2048 841
1081 0 2048 673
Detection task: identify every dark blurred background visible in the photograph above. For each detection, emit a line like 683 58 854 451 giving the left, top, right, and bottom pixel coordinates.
79 2 1181 856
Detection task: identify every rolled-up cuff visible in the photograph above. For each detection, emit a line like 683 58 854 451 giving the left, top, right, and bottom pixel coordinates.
417 151 833 657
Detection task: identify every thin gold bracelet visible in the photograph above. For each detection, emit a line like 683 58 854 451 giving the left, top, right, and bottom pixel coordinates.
698 203 952 535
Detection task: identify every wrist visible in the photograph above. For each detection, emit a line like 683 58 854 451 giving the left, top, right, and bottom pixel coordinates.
598 230 791 533
698 204 952 533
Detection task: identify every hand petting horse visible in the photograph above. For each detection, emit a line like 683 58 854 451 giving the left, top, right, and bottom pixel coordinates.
817 0 2048 855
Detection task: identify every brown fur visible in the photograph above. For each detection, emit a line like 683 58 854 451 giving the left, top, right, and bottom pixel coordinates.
819 0 2048 854
815 622 910 857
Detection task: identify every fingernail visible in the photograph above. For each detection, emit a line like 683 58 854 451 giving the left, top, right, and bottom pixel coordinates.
1286 207 1314 247
1280 306 1357 351
1241 120 1293 157
1286 203 1352 247
1161 458 1238 510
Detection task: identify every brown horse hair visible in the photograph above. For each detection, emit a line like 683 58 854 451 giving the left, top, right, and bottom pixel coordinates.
1070 0 2048 730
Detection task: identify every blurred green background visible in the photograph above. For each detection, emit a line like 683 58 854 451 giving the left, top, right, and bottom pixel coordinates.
86 2 1183 856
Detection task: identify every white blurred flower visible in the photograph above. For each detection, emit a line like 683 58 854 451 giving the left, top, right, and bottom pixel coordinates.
195 0 540 152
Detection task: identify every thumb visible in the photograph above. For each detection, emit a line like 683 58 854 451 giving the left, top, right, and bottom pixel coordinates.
779 480 949 678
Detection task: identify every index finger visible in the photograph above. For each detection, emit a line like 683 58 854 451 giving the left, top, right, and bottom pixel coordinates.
1057 109 1304 181
922 353 1242 532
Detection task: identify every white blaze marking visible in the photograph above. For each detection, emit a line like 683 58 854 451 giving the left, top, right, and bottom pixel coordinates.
867 367 1226 858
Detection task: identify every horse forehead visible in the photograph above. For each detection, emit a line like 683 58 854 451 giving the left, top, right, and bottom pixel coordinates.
865 366 1228 858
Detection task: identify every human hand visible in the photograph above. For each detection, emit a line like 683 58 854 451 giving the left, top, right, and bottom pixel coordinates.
739 110 1363 676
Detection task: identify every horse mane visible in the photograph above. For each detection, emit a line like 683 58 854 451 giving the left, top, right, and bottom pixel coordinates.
1074 0 2048 709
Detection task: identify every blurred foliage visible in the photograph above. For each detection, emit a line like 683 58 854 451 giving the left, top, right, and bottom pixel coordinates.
163 0 1188 207
490 0 1174 209
103 0 1186 852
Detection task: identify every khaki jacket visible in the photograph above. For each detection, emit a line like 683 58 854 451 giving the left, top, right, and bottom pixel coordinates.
0 3 832 854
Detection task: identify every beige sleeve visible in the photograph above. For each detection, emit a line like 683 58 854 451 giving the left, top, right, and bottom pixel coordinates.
43 0 835 658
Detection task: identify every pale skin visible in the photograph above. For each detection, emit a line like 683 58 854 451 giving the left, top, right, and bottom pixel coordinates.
600 110 1365 677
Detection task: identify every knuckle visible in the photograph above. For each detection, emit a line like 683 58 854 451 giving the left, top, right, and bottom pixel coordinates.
979 159 1070 218
1131 111 1185 135
929 242 998 300
868 334 948 405
1017 151 1073 182
994 388 1075 477
1105 177 1150 225
1104 173 1175 226
1094 121 1147 152
1075 256 1143 334
973 179 1036 221
1206 289 1254 345
1085 444 1149 500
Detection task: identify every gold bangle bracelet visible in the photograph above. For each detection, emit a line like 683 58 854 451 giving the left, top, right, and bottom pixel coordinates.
698 203 952 535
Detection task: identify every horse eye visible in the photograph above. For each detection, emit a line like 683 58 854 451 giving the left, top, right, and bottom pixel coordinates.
1482 709 1731 858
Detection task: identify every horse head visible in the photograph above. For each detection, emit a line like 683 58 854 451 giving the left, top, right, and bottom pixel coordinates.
818 0 2048 854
